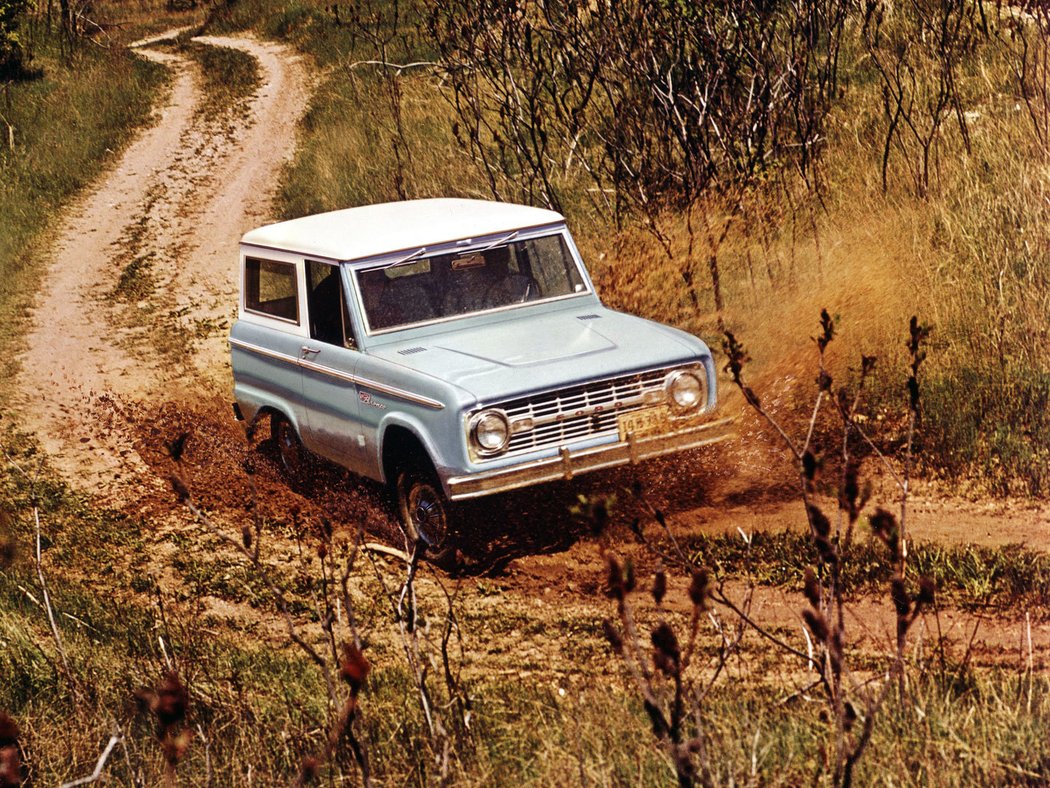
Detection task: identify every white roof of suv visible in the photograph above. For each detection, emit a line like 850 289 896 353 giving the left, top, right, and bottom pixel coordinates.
240 198 566 261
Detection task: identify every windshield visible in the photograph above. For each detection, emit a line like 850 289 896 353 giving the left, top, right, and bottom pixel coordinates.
356 232 588 332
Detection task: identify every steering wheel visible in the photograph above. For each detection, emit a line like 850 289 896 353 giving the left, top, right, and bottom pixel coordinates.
486 275 537 307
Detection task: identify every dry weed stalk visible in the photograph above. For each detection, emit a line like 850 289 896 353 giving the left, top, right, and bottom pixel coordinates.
599 553 744 788
719 310 936 786
168 439 372 785
132 672 191 786
168 428 472 783
598 311 938 786
586 495 749 788
366 540 473 782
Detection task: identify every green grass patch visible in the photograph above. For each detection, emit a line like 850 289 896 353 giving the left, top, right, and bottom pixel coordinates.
3 571 1049 785
3 426 1048 783
683 529 1050 609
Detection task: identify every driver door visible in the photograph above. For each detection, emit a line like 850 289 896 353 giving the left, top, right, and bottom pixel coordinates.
299 260 366 472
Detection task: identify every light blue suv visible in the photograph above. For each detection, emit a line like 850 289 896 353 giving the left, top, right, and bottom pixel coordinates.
230 199 730 549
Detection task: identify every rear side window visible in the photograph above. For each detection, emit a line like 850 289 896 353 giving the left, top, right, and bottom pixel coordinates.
245 258 299 323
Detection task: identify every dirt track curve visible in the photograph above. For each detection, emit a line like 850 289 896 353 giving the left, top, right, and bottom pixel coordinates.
12 31 310 496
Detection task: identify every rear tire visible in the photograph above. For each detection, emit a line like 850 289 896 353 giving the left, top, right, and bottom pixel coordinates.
271 413 308 481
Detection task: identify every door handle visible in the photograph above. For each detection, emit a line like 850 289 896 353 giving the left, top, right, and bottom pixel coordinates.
301 346 321 356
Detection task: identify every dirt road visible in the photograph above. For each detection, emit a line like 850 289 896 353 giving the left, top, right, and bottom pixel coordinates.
12 31 310 496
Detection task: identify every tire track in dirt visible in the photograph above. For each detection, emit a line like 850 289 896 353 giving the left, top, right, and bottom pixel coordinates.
11 31 310 499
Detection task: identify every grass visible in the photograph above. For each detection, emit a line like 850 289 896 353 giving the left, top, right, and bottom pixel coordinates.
677 528 1050 610
3 420 1048 783
181 37 261 120
0 32 166 402
3 539 1050 783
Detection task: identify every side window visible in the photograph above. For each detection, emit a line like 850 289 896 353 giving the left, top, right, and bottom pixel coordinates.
306 261 355 348
245 258 299 323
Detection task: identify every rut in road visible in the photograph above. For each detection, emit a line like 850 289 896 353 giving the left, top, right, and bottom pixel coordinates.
12 32 311 498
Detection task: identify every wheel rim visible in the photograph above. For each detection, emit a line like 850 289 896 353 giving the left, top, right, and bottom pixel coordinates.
406 481 447 547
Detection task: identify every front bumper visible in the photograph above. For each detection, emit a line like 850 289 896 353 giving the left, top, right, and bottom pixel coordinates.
446 416 733 501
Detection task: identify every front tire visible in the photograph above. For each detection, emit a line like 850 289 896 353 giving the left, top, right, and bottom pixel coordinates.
395 464 453 557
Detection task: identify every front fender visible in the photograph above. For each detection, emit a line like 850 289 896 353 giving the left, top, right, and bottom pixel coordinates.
374 411 459 489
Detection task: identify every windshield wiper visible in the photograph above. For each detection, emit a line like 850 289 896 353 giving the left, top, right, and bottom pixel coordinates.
475 231 518 254
379 246 428 270
376 230 519 271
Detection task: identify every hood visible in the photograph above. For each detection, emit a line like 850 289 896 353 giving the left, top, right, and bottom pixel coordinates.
370 307 707 404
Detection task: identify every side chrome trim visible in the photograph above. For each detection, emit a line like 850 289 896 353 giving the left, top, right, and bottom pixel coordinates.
229 337 445 411
357 380 445 411
298 356 357 385
229 337 299 367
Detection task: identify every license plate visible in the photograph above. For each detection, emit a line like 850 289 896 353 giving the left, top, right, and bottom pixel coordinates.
618 407 670 441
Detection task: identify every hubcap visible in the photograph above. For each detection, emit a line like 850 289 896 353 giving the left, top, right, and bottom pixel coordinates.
408 483 446 547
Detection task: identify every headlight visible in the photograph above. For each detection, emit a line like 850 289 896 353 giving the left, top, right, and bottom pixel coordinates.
665 370 705 413
470 409 511 455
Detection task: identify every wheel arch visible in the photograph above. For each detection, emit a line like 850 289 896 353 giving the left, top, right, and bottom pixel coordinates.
260 405 304 440
380 424 438 488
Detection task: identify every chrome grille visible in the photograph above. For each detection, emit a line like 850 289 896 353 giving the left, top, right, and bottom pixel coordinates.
490 367 673 458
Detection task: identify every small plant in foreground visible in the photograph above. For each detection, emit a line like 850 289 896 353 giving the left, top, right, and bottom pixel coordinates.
168 436 373 784
168 425 473 784
133 671 192 782
0 711 22 788
600 554 745 788
721 311 937 786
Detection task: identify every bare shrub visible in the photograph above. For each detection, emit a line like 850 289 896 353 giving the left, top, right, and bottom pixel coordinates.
1001 2 1050 149
862 0 987 195
427 0 851 322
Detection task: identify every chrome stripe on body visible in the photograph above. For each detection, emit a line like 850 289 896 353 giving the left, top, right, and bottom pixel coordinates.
229 337 445 410
229 337 299 366
298 357 358 385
